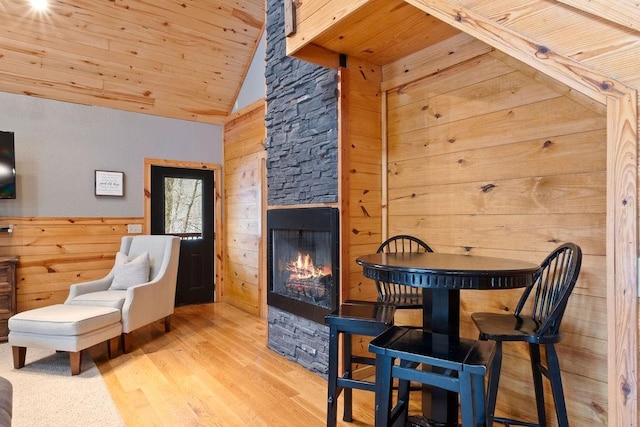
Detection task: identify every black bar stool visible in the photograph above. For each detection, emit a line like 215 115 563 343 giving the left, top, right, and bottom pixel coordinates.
369 326 496 427
374 235 433 310
471 243 582 427
325 302 395 427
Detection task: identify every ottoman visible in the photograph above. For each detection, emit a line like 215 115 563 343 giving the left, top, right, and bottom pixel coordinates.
0 376 11 426
8 304 122 375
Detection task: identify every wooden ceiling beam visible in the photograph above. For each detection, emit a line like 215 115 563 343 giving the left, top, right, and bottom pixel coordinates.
555 0 640 32
404 0 633 104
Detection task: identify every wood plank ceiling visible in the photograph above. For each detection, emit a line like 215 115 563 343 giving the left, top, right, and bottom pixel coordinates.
0 0 265 124
308 0 461 66
291 0 640 92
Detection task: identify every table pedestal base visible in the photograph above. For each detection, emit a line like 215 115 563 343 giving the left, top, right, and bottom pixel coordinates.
421 289 460 426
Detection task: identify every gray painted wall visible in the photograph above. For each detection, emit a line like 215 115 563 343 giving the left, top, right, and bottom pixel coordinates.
234 33 266 112
0 28 267 219
0 91 222 218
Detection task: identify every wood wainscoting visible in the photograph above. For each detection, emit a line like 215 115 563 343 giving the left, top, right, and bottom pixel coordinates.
223 100 266 317
0 217 139 312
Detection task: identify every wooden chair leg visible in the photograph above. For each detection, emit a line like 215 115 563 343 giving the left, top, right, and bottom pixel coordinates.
373 353 394 427
485 342 502 426
12 346 26 369
107 336 119 358
121 332 131 354
395 368 411 427
342 332 353 422
326 326 339 427
458 371 475 427
69 351 82 375
472 372 487 425
164 315 172 332
546 344 569 427
529 344 548 427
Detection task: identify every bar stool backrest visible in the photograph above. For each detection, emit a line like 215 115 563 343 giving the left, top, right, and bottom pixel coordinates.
375 235 433 305
514 243 582 338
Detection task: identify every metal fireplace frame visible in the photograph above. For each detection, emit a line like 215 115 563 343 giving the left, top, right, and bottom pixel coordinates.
267 207 339 325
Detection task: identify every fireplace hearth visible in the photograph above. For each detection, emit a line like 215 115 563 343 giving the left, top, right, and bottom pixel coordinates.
267 207 339 325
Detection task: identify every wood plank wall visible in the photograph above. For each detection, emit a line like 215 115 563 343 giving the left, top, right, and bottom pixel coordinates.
223 100 266 317
0 217 136 312
341 58 383 304
384 49 608 425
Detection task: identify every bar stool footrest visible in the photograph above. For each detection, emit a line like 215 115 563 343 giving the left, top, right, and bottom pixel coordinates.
492 416 540 427
336 377 376 392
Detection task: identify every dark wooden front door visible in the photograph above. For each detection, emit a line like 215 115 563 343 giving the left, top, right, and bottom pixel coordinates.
150 165 215 306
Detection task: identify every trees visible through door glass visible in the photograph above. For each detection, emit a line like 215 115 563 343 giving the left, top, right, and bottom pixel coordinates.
164 177 203 239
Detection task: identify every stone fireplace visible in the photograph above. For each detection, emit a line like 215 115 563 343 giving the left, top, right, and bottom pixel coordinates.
264 0 339 376
265 210 341 378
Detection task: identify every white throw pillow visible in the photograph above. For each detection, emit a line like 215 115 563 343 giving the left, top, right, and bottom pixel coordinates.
109 251 150 290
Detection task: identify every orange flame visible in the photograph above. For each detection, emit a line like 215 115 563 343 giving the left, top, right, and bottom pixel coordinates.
286 252 330 279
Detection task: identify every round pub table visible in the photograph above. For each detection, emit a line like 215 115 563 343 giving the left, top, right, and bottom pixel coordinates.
356 252 540 427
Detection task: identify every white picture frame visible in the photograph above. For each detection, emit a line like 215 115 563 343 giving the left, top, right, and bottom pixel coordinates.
95 170 124 197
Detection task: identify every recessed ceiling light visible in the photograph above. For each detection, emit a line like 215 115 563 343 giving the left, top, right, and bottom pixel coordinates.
29 0 49 11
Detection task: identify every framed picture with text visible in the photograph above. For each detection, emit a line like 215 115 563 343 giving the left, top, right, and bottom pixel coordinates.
95 170 124 197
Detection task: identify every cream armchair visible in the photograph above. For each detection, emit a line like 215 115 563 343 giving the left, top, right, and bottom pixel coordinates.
65 235 180 352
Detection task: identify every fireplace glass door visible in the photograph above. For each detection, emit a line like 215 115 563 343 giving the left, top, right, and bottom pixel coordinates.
271 229 334 308
266 207 339 324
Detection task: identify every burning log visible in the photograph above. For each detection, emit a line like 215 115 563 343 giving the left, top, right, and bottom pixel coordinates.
281 251 333 300
285 274 332 299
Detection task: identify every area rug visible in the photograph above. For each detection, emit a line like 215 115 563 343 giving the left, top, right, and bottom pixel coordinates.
0 343 124 426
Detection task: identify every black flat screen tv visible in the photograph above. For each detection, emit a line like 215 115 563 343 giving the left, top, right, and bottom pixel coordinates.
0 131 16 199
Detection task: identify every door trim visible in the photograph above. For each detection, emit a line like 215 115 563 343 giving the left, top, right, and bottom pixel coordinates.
144 158 223 303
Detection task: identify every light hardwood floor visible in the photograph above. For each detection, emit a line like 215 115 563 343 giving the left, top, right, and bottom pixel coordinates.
91 303 385 427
